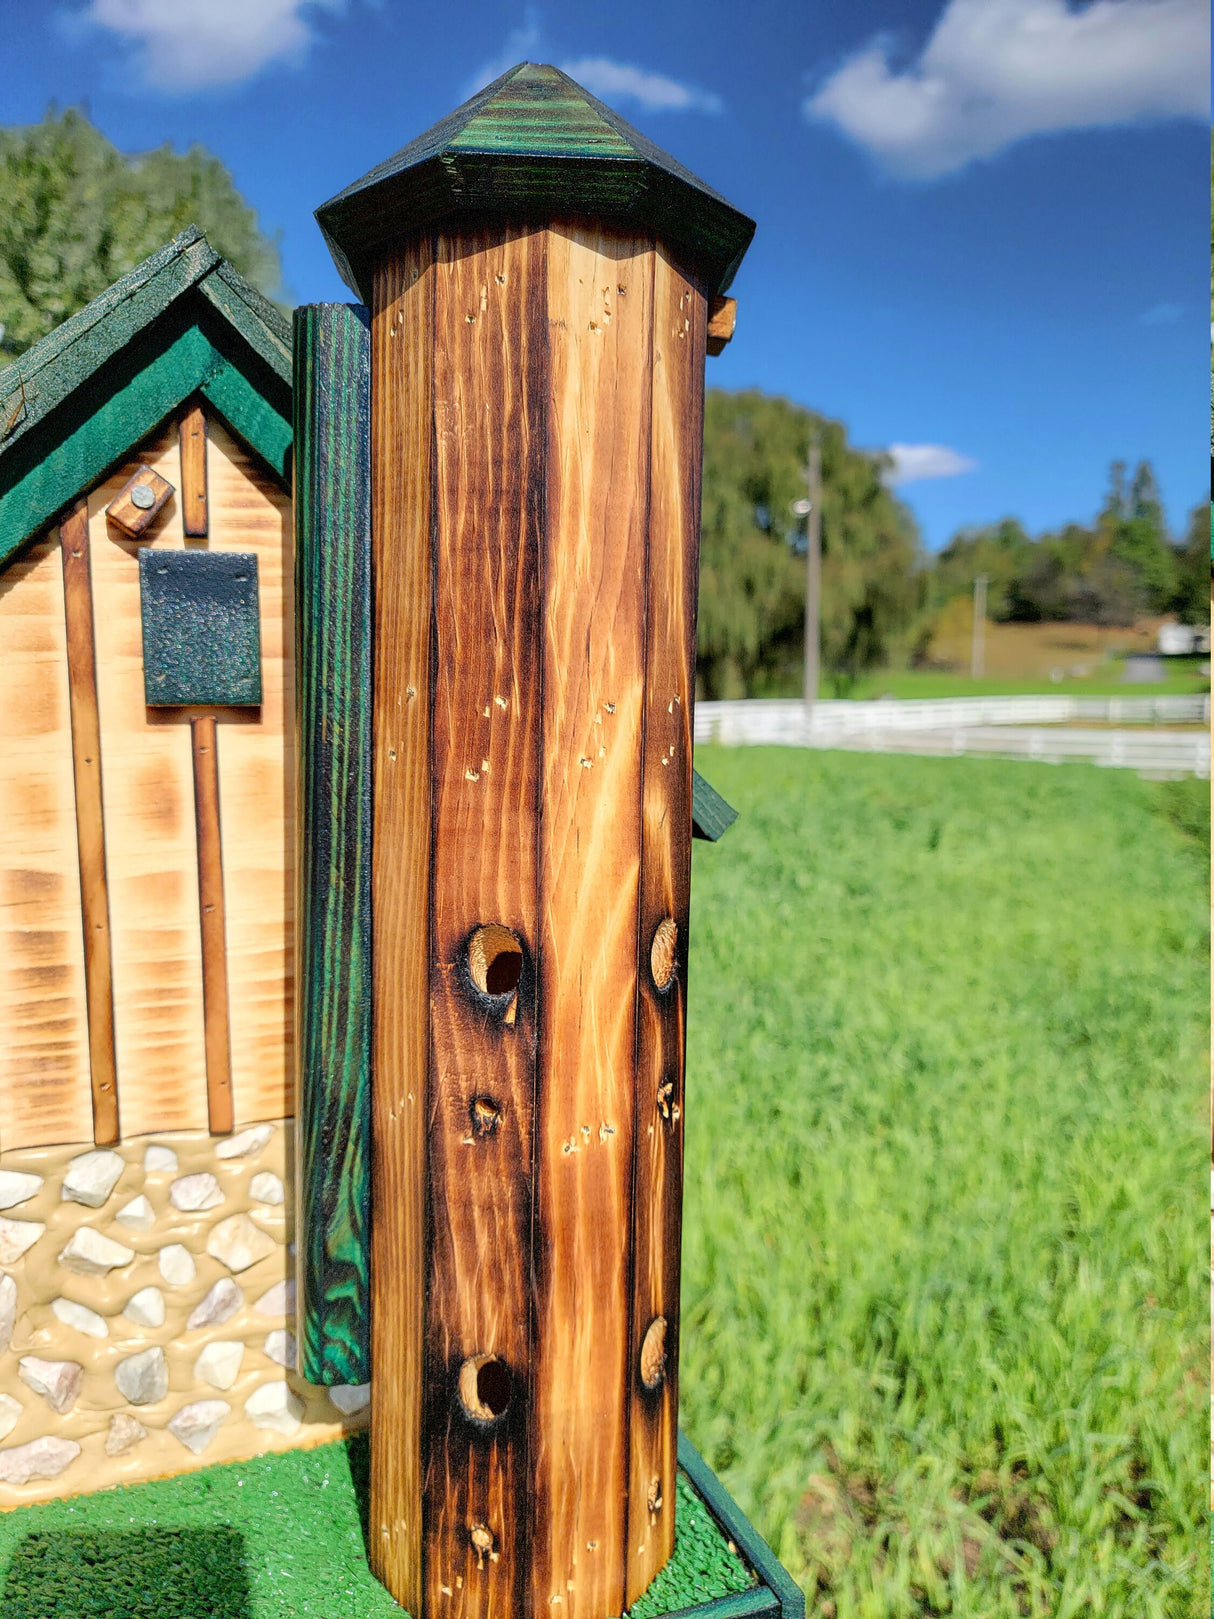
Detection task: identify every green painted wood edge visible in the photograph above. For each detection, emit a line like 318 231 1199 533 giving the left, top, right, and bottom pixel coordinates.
0 320 291 570
293 303 373 1386
691 769 738 842
198 263 292 382
676 1432 805 1619
0 228 219 453
649 1582 779 1619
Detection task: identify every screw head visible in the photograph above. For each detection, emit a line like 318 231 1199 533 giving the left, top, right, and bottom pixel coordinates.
130 484 155 510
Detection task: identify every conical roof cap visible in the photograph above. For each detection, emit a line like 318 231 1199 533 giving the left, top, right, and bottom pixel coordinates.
316 62 754 301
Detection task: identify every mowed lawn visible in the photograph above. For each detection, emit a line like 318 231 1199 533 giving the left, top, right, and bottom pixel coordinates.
680 748 1208 1618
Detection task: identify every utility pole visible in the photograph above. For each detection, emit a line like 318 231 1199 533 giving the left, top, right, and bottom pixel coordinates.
971 573 989 681
802 433 822 725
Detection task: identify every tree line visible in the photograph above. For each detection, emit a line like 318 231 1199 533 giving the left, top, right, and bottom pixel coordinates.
2 111 1207 701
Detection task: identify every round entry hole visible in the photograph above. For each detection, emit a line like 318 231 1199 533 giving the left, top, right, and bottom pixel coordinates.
459 1353 512 1423
469 925 523 1000
650 919 678 992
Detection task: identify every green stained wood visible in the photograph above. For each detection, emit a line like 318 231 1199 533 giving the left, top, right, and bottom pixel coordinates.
293 303 373 1386
0 321 290 570
0 228 291 573
315 62 754 305
691 769 738 842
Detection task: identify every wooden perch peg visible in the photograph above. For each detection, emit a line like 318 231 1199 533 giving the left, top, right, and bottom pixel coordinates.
706 297 737 356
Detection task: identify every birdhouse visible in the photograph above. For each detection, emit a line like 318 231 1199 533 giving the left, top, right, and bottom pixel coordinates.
294 62 754 1619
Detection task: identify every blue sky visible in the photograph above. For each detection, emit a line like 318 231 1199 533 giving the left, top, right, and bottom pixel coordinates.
3 0 1208 549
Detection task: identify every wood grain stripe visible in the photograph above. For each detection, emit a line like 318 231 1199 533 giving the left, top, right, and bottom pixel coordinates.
369 237 435 1616
179 402 209 537
530 225 654 1619
624 248 707 1605
191 713 233 1135
423 222 547 1619
59 498 119 1147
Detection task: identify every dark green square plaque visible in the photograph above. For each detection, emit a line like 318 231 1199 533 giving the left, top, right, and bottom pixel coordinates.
139 549 262 707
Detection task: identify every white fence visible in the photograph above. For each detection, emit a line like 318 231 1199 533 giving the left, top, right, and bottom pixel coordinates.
695 697 1210 779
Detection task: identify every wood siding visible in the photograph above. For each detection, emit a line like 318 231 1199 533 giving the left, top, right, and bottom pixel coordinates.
0 537 93 1150
1 411 293 1150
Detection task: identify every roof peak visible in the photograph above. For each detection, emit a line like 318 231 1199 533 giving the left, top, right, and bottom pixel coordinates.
316 61 753 302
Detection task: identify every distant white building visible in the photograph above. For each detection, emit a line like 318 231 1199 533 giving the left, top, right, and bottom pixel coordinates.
1157 622 1211 656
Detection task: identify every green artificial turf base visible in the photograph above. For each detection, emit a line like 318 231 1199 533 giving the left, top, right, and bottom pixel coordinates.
0 1434 753 1618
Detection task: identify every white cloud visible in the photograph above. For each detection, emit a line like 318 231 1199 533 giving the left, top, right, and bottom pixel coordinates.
1139 301 1184 324
805 0 1209 179
463 18 722 114
557 58 722 114
885 443 978 484
77 0 342 92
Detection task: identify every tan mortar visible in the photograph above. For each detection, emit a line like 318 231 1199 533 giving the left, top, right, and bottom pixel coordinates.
0 1120 365 1508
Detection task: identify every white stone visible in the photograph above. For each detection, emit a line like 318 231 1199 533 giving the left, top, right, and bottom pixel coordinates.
206 1213 275 1274
158 1243 196 1286
0 1217 45 1265
61 1149 124 1208
51 1297 108 1339
254 1278 295 1318
0 1435 80 1484
215 1124 274 1160
105 1412 147 1456
249 1172 285 1206
115 1195 155 1231
194 1339 244 1391
186 1277 243 1330
244 1380 303 1436
329 1382 371 1416
169 1172 224 1212
123 1286 166 1329
264 1329 296 1369
0 1171 43 1210
0 1392 21 1442
59 1227 133 1276
168 1400 229 1455
0 1273 16 1353
143 1145 178 1174
114 1346 168 1405
18 1356 82 1414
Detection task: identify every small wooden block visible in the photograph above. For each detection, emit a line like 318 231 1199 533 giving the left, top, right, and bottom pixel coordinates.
106 465 175 537
706 296 737 357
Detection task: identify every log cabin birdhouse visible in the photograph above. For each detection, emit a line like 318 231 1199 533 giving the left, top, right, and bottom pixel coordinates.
296 61 754 1619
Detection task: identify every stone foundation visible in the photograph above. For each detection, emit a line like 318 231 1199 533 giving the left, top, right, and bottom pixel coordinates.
0 1121 366 1507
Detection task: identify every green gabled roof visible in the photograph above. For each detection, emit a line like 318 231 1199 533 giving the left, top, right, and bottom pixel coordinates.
0 227 292 572
316 62 754 304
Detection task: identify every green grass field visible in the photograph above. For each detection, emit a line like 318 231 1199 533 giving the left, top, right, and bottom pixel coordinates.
839 663 1210 700
681 748 1209 1617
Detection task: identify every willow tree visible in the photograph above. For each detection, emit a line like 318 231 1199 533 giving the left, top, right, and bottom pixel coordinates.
0 109 281 361
697 389 921 697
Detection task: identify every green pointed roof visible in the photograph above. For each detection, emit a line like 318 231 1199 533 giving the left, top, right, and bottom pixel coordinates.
0 228 291 572
316 63 754 302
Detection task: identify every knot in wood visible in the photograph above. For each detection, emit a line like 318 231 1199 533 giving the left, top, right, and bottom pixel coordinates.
639 1316 667 1391
650 918 678 991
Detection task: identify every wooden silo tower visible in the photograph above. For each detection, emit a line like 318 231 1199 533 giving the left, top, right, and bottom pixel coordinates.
311 61 753 1619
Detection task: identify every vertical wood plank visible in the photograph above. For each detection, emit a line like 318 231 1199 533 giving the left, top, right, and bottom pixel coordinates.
192 713 233 1134
179 401 209 537
89 427 209 1137
423 224 546 1619
369 236 435 1616
60 498 120 1146
624 249 707 1605
0 535 93 1152
531 225 653 1619
293 303 373 1387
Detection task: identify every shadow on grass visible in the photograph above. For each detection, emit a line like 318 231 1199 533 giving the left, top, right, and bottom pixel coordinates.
1 1526 250 1618
346 1429 373 1560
